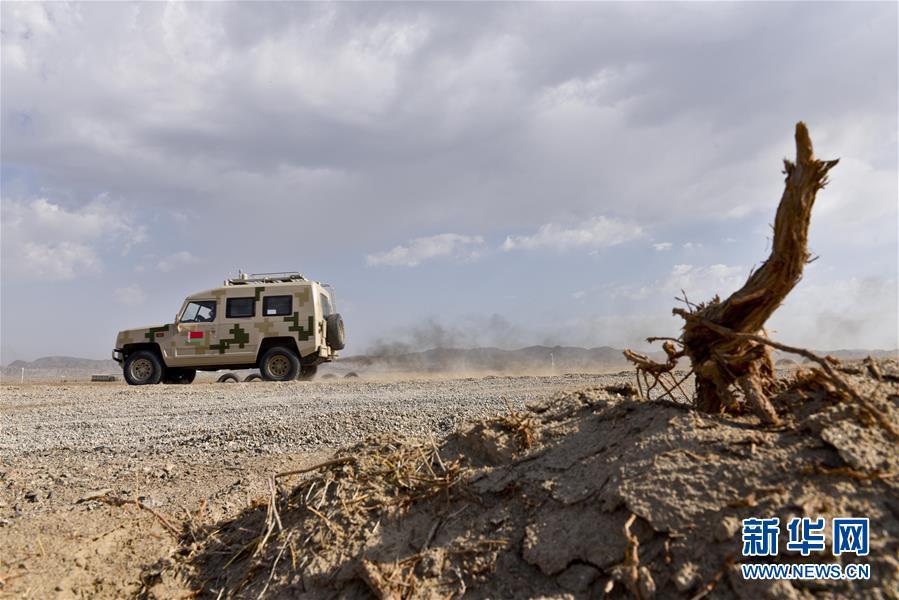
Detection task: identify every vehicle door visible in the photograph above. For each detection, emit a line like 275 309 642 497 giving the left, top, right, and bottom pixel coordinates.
174 299 222 366
219 295 258 365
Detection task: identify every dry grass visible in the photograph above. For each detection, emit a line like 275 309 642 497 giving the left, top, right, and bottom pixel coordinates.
493 398 539 451
190 435 471 597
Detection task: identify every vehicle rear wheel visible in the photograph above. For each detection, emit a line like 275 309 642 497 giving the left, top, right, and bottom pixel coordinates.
260 347 300 382
217 373 240 383
244 373 263 382
164 368 196 384
124 351 164 385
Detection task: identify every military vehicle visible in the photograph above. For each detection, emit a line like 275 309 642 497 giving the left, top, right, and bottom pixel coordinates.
112 272 345 385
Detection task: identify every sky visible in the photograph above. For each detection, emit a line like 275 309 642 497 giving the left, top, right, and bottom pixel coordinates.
1 1 897 362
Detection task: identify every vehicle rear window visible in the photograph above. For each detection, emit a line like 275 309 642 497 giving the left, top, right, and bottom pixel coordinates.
226 297 255 318
263 295 292 316
320 293 333 316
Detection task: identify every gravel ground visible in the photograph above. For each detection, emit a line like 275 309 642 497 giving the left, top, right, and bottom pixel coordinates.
0 373 635 457
1 373 644 598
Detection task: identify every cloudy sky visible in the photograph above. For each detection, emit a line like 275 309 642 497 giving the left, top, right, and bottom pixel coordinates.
1 1 896 362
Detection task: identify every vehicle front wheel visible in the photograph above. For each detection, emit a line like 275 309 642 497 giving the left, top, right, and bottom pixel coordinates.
259 347 300 382
124 351 164 385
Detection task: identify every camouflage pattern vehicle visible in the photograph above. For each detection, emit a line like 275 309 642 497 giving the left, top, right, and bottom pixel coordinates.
112 272 345 385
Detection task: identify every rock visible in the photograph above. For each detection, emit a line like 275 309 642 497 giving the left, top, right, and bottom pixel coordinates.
76 488 113 504
715 515 741 542
138 496 162 508
673 562 699 592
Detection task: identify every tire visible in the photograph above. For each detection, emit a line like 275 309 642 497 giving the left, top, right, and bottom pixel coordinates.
344 371 359 379
244 373 263 382
259 347 300 382
124 350 164 385
164 368 196 384
298 365 318 381
325 314 346 351
217 373 240 383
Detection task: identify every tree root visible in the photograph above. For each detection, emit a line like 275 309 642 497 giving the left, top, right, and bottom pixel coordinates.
626 122 842 425
623 341 691 403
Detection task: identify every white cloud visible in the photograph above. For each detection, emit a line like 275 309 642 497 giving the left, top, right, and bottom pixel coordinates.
0 3 895 359
682 242 702 250
666 263 744 300
366 233 485 267
18 241 99 281
158 251 201 272
114 284 146 306
0 197 146 281
614 263 746 302
572 290 586 300
652 242 672 251
502 216 643 252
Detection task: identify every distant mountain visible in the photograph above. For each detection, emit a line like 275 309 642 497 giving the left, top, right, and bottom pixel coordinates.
2 356 120 381
6 356 119 370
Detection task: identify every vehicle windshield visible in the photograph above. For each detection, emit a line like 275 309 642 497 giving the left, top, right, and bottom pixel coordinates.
181 300 216 323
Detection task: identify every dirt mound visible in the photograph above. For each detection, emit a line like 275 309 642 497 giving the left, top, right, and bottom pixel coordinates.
157 362 899 598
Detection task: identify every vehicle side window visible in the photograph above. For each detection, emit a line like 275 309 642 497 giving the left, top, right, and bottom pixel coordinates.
320 293 333 316
226 297 255 319
181 300 217 323
263 295 292 316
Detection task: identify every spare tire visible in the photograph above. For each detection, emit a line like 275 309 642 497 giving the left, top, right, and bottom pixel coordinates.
325 313 346 350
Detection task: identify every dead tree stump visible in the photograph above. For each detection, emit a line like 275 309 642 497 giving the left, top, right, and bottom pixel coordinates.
678 122 838 423
626 123 838 425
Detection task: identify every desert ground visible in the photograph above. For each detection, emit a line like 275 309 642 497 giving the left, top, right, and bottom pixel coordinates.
2 363 896 599
0 373 635 598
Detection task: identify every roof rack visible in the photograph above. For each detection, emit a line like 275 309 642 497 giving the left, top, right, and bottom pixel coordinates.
225 271 307 285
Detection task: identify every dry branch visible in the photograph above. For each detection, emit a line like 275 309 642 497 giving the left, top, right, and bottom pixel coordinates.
94 495 182 538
